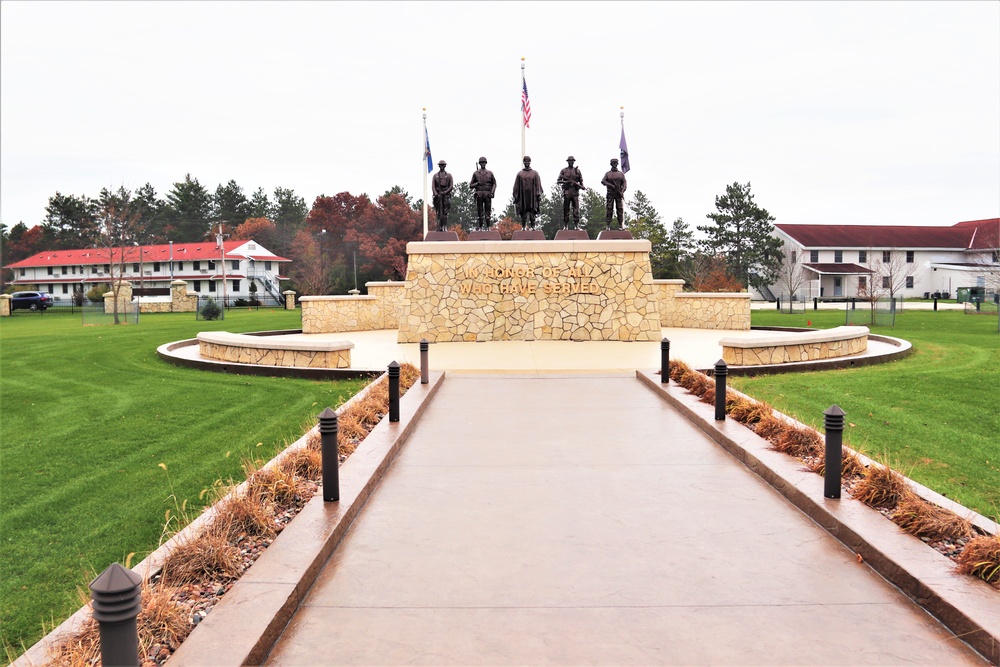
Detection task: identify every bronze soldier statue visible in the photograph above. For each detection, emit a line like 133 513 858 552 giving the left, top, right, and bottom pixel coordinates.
556 156 586 229
469 157 497 230
431 160 454 231
601 158 628 229
512 155 544 229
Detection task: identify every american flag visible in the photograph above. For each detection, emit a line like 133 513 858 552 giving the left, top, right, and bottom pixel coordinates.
521 74 531 128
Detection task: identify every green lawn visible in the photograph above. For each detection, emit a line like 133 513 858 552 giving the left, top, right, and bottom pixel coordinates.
732 309 1000 521
0 309 369 654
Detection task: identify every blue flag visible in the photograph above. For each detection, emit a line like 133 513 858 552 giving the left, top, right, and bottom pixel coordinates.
424 126 433 173
619 125 630 173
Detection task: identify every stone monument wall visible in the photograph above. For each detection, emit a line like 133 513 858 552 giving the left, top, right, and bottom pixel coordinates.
301 281 405 334
397 240 661 342
663 293 751 330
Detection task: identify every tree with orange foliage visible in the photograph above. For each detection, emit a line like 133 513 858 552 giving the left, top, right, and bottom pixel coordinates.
232 217 277 250
687 253 745 292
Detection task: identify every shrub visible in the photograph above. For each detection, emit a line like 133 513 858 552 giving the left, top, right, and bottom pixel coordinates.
86 284 109 303
200 297 222 321
160 529 241 586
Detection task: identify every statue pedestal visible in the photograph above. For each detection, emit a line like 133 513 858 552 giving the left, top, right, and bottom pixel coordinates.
398 239 660 343
424 231 460 242
554 229 589 241
597 230 633 240
467 230 502 241
512 230 546 241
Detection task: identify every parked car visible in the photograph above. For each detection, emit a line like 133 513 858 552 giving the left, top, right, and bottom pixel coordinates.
10 291 54 311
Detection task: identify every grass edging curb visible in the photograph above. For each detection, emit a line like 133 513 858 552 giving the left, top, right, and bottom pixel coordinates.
635 370 1000 665
165 370 446 666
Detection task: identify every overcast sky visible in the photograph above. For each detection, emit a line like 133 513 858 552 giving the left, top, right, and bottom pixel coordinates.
1 1 997 235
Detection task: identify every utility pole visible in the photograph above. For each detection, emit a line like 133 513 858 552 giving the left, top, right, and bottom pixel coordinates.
216 223 229 307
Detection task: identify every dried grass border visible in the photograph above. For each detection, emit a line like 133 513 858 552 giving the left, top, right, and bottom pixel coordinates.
40 364 420 666
665 360 996 588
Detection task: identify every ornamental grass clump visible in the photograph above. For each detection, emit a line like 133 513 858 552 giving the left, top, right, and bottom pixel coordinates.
852 461 916 509
771 424 823 459
891 497 973 542
956 533 1000 584
160 528 242 586
668 359 692 383
808 448 866 481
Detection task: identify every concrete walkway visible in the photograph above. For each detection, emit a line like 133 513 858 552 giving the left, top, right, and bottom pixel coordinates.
264 375 985 665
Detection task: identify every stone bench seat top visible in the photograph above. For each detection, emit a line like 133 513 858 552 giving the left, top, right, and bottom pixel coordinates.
719 325 869 348
197 331 354 352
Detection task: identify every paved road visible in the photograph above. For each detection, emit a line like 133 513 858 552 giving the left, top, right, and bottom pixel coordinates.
265 375 985 665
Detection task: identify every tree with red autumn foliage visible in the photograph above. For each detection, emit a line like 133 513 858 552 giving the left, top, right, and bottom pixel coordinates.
232 217 277 250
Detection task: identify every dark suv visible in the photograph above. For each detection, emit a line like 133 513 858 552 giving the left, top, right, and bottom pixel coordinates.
11 291 54 311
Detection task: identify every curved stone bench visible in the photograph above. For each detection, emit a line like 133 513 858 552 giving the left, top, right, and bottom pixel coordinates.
197 332 354 369
720 326 869 366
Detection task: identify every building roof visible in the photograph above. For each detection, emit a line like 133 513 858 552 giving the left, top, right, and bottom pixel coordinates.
776 219 999 250
3 240 289 270
803 263 873 275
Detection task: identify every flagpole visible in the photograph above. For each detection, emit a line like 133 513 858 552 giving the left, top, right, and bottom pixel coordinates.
520 57 526 159
422 108 429 238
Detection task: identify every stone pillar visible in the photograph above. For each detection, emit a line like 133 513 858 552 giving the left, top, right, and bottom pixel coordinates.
0 294 10 317
283 290 296 310
104 281 133 314
170 280 198 313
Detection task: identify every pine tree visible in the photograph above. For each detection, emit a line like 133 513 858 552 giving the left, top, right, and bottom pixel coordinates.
698 182 782 289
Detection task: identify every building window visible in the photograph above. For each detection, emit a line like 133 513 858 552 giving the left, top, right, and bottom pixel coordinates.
231 260 240 270
62 284 69 294
882 276 891 289
859 250 867 263
193 261 201 270
906 251 914 263
264 261 272 271
193 280 201 292
905 276 914 288
133 263 140 272
47 267 54 275
232 280 241 292
858 276 867 289
19 268 25 277
992 251 999 263
809 251 818 263
104 264 110 272
882 251 891 262
208 261 216 271
62 266 68 275
834 250 843 263
208 280 216 292
177 261 184 271
153 262 161 272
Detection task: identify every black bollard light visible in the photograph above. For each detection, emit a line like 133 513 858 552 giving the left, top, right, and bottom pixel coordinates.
714 359 727 421
776 297 781 312
319 407 340 502
90 562 142 667
933 297 938 311
851 298 856 311
823 405 846 499
660 338 670 383
813 297 818 310
419 339 429 384
388 361 400 422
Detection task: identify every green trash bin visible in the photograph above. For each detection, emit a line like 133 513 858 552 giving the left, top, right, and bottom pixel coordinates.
957 287 970 303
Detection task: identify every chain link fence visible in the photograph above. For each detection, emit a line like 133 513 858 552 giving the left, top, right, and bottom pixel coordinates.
81 301 140 326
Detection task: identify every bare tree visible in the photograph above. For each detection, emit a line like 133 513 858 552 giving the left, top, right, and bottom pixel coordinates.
95 187 142 324
970 220 1000 294
775 242 808 303
288 229 340 296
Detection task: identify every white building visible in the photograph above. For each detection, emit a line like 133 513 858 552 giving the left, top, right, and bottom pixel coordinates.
4 239 290 304
767 218 999 301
